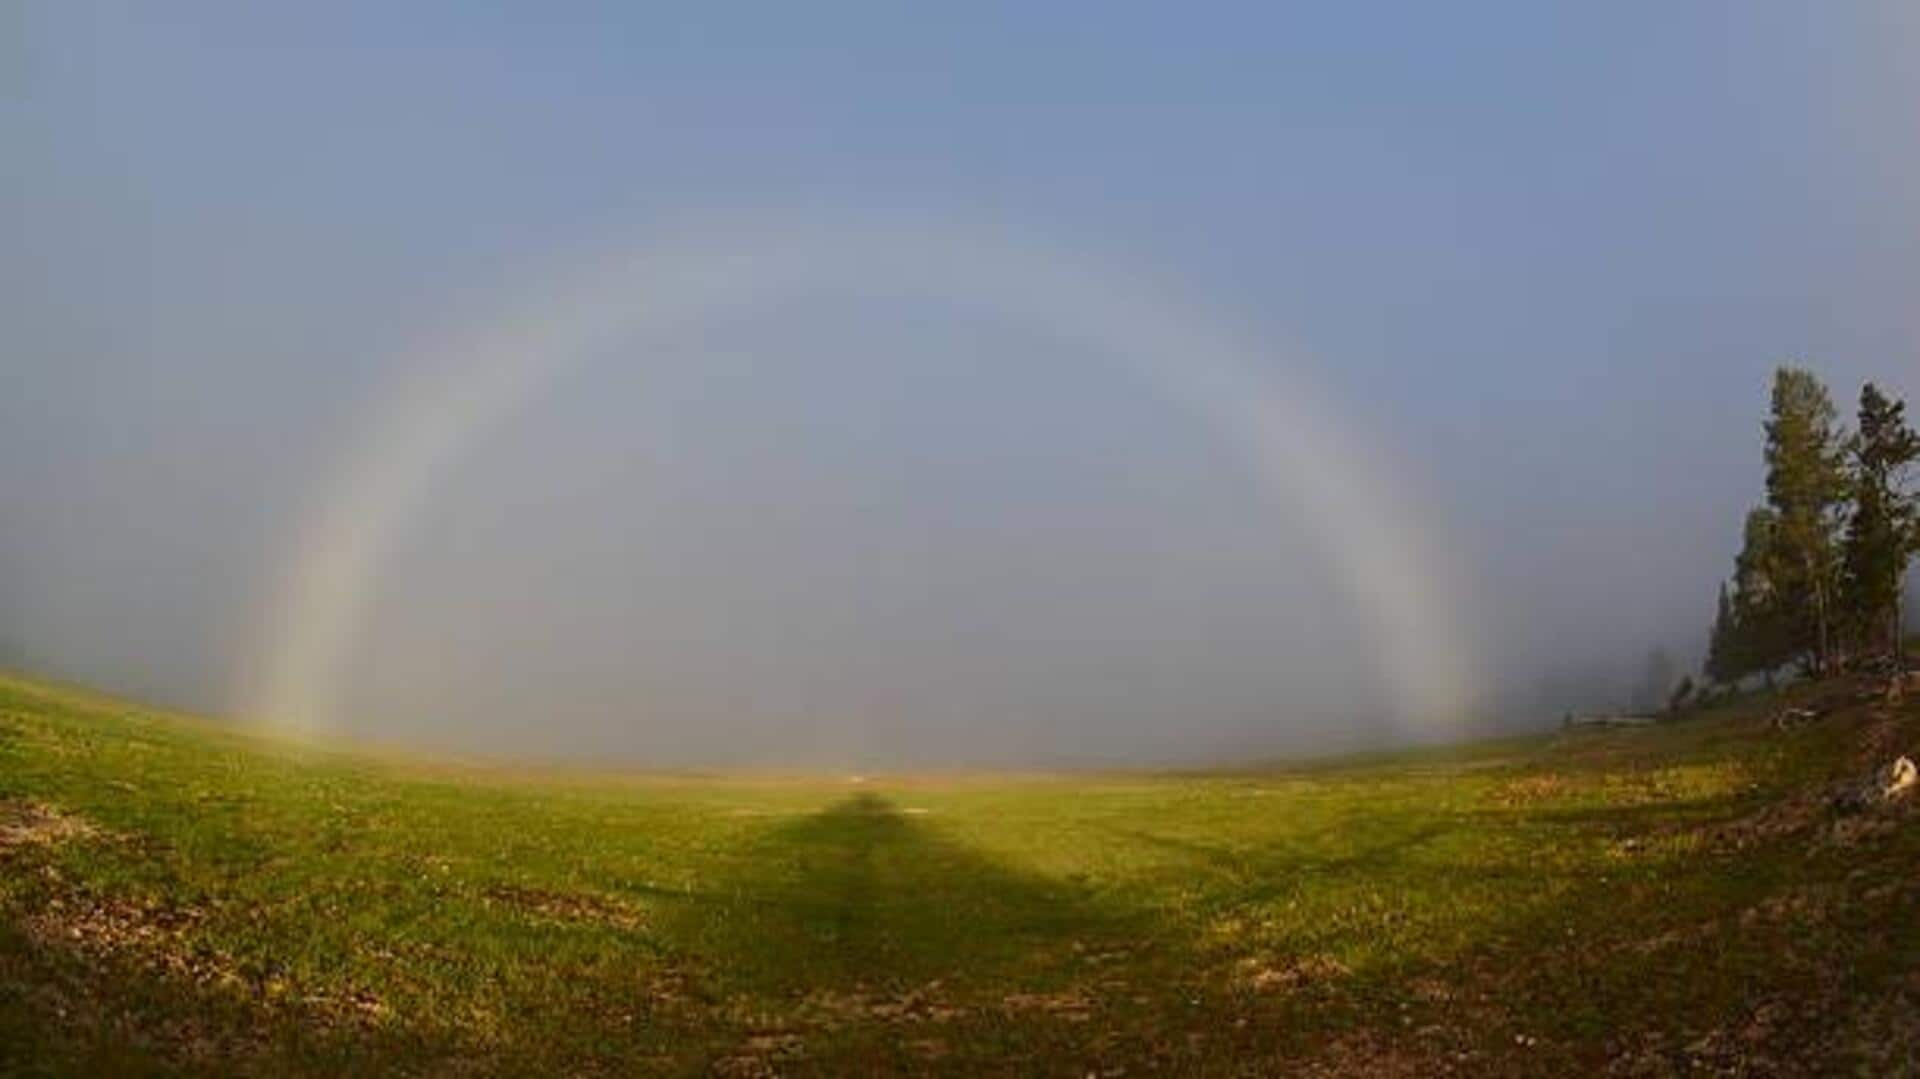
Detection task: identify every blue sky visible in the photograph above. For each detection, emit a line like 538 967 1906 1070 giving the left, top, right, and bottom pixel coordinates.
6 3 1918 762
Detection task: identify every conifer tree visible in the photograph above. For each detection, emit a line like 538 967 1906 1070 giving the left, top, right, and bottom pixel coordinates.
1761 367 1849 675
1632 646 1676 713
1706 581 1739 684
1841 382 1920 655
1731 506 1795 679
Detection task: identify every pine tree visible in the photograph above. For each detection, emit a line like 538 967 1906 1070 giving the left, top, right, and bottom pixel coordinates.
1706 581 1739 684
1666 675 1696 714
1731 506 1794 678
1841 383 1920 655
1632 646 1677 714
1762 367 1849 675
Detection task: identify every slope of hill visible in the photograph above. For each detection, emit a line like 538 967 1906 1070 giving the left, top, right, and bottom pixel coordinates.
1 672 1916 1075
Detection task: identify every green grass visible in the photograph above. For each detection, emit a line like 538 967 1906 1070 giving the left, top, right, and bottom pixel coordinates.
2 672 1917 1075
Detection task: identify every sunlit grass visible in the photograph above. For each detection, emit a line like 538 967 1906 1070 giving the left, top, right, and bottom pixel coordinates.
2 672 1916 1074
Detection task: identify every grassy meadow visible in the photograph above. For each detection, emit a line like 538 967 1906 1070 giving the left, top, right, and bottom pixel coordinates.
2 671 1917 1075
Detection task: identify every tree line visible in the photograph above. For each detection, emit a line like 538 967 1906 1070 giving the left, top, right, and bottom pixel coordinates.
1707 367 1919 686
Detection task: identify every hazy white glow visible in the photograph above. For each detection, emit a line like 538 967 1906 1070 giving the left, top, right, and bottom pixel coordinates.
242 214 1477 745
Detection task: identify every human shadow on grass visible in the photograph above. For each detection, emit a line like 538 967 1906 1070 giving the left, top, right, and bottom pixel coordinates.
654 791 1158 998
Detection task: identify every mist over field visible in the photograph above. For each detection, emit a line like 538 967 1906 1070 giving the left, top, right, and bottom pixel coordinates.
5 4 1919 766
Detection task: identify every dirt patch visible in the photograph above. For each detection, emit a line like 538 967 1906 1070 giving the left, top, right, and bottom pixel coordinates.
0 799 100 852
480 882 646 931
1489 774 1567 807
1235 952 1350 994
714 1030 806 1076
1297 1034 1454 1078
1002 989 1095 1022
22 893 208 968
14 881 398 1060
803 982 968 1025
1710 795 1824 850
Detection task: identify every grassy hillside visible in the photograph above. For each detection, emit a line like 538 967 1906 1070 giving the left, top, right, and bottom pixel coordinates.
1 673 1916 1075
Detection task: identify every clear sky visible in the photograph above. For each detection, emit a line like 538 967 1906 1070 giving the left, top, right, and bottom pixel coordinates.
6 3 1918 764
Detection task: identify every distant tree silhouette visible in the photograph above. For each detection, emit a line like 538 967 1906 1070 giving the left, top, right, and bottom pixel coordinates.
1666 674 1696 714
1632 646 1676 714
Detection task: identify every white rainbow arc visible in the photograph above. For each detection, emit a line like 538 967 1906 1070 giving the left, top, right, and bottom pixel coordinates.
242 214 1477 744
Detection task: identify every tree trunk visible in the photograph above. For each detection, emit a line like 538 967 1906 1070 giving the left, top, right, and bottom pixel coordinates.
1811 564 1830 676
1896 564 1909 663
1808 548 1836 677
